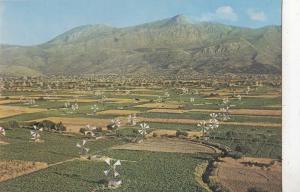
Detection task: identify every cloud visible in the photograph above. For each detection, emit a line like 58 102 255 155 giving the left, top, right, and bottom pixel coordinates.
197 5 238 22
247 9 266 21
216 6 238 21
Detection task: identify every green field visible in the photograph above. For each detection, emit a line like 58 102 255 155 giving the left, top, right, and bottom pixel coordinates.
0 129 208 192
0 84 282 191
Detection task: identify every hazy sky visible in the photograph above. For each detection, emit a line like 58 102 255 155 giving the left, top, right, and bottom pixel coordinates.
0 0 281 46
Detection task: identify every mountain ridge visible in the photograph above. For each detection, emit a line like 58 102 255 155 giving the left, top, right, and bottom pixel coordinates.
0 15 282 76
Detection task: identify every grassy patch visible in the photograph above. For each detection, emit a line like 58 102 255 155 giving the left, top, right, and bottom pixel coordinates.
0 150 209 192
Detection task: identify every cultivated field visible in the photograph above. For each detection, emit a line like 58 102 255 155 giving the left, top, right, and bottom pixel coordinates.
112 138 218 154
0 105 46 119
97 109 140 116
212 157 282 192
26 117 113 133
0 160 48 182
0 75 282 192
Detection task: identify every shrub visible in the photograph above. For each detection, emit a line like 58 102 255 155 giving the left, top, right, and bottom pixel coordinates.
34 120 66 131
160 134 169 138
8 120 20 129
176 130 188 138
55 122 66 131
225 131 239 139
38 120 56 130
94 126 103 132
227 151 243 159
235 144 252 154
208 93 219 97
107 124 117 130
79 127 86 134
277 155 282 162
37 97 45 101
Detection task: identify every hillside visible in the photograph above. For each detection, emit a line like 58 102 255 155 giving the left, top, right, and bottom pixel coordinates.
0 15 282 76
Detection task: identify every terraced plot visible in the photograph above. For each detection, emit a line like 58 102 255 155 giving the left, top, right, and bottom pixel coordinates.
190 109 281 116
134 102 182 109
138 117 281 128
0 100 21 105
105 98 148 103
97 109 140 116
112 138 218 154
0 106 46 119
0 160 48 182
213 157 282 192
0 80 282 192
147 129 203 138
27 117 113 133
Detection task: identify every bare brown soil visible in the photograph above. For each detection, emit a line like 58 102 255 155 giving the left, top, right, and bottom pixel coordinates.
97 109 140 116
0 105 46 119
135 103 182 109
105 98 148 103
59 98 98 103
0 140 9 145
29 117 115 133
0 160 48 182
147 108 186 114
0 100 21 105
111 138 217 154
213 157 282 192
138 117 281 128
190 109 281 116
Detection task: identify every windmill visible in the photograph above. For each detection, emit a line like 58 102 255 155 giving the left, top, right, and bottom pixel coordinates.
91 104 99 115
0 127 5 137
222 97 229 105
29 99 36 105
138 123 150 138
190 97 195 103
97 94 106 107
219 107 230 121
207 113 220 139
197 113 219 140
71 103 79 112
128 114 137 126
111 118 121 129
64 101 71 108
207 118 220 130
30 125 43 142
19 95 25 103
94 91 103 97
164 91 170 98
76 139 90 155
245 86 251 95
197 121 209 137
218 98 231 121
182 87 188 94
178 87 188 103
103 158 122 188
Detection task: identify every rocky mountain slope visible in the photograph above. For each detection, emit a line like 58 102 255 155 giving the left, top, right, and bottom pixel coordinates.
0 15 282 76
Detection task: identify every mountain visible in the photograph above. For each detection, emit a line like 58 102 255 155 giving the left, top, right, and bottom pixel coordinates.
0 15 282 76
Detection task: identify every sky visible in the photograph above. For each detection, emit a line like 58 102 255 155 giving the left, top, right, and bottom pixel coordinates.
0 0 281 46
